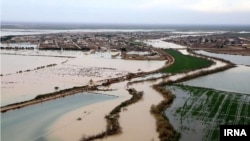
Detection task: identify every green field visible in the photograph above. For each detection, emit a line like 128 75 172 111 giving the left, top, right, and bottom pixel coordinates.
162 49 213 73
165 84 250 141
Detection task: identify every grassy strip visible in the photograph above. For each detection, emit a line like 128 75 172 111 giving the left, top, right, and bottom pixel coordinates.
162 49 213 73
81 88 143 141
151 86 180 141
157 54 234 87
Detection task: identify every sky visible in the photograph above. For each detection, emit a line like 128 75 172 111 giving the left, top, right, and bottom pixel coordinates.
1 0 250 25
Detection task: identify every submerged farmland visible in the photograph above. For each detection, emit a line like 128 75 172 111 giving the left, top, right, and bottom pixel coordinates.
164 84 250 141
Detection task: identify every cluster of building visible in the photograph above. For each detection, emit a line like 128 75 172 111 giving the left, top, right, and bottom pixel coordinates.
166 34 250 49
0 31 171 51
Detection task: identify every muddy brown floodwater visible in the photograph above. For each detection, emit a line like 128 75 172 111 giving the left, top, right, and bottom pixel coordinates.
48 47 229 141
1 39 232 141
1 50 165 106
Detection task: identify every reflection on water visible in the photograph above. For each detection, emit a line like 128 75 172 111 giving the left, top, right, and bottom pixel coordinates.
1 93 115 141
183 65 250 94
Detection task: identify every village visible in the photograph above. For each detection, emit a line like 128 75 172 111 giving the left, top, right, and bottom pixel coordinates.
165 33 250 55
1 31 250 56
0 32 173 60
0 32 167 50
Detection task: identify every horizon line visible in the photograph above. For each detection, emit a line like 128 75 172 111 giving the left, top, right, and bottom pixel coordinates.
2 21 250 27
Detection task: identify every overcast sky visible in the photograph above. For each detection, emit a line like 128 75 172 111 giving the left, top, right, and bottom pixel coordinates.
1 0 250 25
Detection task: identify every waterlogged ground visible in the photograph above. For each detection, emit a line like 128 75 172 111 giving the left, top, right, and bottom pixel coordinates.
165 84 250 141
1 50 165 106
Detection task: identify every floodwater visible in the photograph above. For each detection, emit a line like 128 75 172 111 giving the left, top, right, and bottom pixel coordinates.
144 39 250 94
100 80 163 141
2 35 249 141
1 92 116 141
129 72 167 82
0 29 173 37
165 85 205 141
1 53 65 74
164 85 250 141
0 43 37 48
1 29 68 36
183 50 250 94
183 65 250 94
195 50 250 66
145 39 186 49
126 51 150 55
1 50 165 106
145 39 250 140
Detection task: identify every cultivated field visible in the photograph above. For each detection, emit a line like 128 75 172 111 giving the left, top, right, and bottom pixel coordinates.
165 84 250 141
162 49 213 73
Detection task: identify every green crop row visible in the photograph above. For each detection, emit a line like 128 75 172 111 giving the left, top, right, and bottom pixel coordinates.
162 49 213 73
